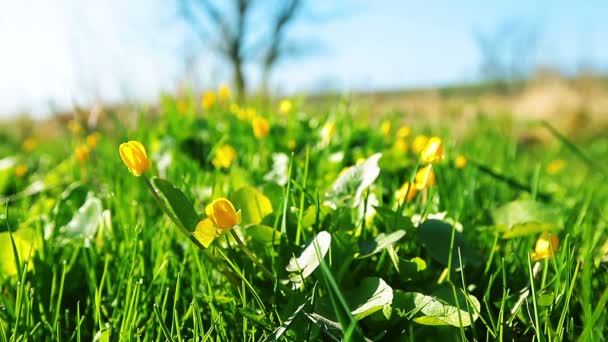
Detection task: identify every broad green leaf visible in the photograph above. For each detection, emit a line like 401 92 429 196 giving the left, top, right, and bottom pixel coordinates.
231 186 273 225
501 222 561 239
53 183 89 229
57 195 103 246
241 224 282 246
324 153 382 209
358 230 406 258
346 277 394 320
393 287 480 327
0 228 40 279
493 200 561 228
418 219 479 269
284 231 331 289
374 206 414 232
151 177 200 232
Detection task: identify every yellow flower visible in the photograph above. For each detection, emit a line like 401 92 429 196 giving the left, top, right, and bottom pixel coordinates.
119 140 151 176
321 121 336 146
287 139 297 150
455 155 467 169
201 91 216 110
75 145 90 163
412 135 428 154
532 232 559 261
218 84 231 101
380 120 391 137
212 144 237 169
252 116 270 139
21 138 37 152
420 136 443 164
547 159 565 175
279 99 293 114
394 139 408 152
414 164 436 189
396 125 411 139
177 99 189 115
206 198 242 231
14 164 27 177
86 132 102 149
68 119 83 135
395 182 417 203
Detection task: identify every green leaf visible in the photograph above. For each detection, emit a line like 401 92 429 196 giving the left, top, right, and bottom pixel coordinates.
56 195 103 246
346 277 394 320
151 177 200 232
418 219 479 269
0 228 40 279
241 224 282 246
492 199 560 228
324 153 382 209
501 222 561 239
358 230 406 258
492 200 562 238
284 231 331 289
53 183 89 229
231 186 273 225
393 287 480 327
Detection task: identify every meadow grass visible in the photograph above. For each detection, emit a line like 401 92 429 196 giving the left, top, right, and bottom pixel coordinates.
0 92 607 341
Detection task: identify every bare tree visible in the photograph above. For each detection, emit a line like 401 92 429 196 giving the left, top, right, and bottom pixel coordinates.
178 0 304 98
474 19 542 92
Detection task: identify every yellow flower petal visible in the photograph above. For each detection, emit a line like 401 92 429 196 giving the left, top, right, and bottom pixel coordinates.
532 232 559 261
119 140 151 176
420 136 443 164
192 218 219 248
252 116 270 139
205 198 241 231
415 164 436 189
455 155 467 169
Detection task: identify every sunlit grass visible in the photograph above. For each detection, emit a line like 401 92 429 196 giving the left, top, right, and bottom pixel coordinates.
0 90 607 341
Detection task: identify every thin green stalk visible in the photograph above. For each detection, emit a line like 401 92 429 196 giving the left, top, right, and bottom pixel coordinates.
229 229 275 280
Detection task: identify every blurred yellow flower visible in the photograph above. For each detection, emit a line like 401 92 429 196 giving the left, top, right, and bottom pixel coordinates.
21 138 37 152
68 119 83 135
455 155 467 169
321 121 336 146
75 145 90 163
252 116 270 139
395 182 417 203
119 140 151 176
532 232 559 261
414 164 436 189
14 164 27 177
206 198 242 231
412 135 428 154
201 91 216 110
237 107 256 121
287 138 297 150
394 139 408 152
547 159 565 175
380 120 391 137
177 99 189 115
279 99 293 114
396 125 411 139
212 144 237 169
420 136 443 164
218 84 231 101
86 132 102 149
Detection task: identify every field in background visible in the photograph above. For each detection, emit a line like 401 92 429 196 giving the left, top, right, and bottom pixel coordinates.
0 76 607 340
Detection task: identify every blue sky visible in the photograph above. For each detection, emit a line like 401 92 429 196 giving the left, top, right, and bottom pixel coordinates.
0 0 606 117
